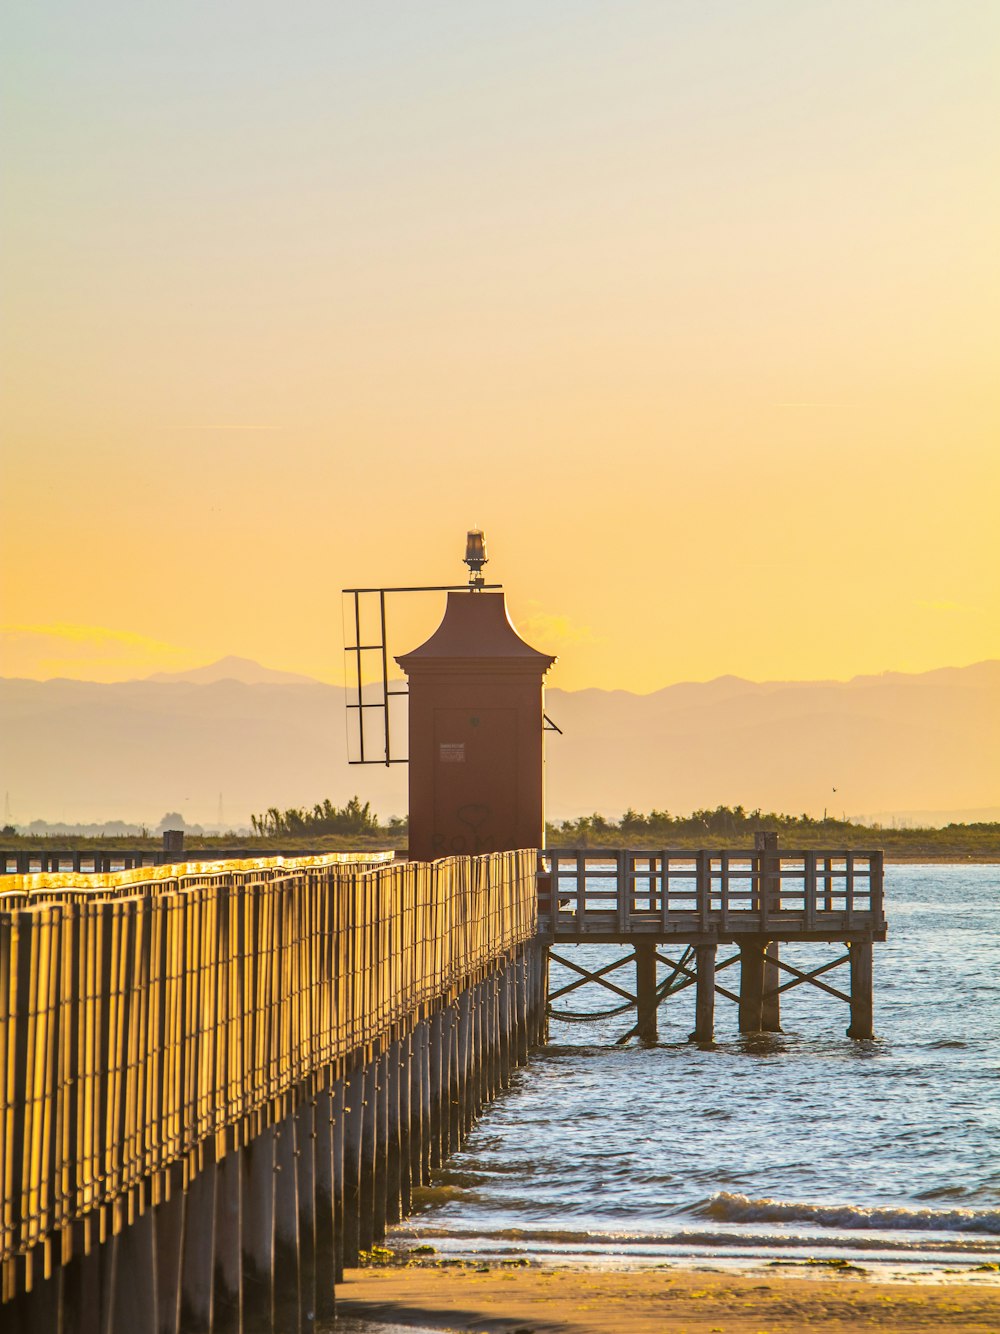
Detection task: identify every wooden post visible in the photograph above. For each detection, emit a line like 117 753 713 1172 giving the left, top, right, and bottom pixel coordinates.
314 1088 337 1316
485 976 498 1099
113 1210 157 1334
8 1270 64 1334
365 1056 386 1243
273 1113 302 1334
62 1248 103 1334
153 1175 185 1334
514 955 528 1065
753 834 783 1032
498 961 511 1087
448 1006 462 1151
472 983 485 1116
384 1043 403 1226
762 944 782 1032
691 943 716 1043
213 1147 243 1334
330 1080 346 1284
739 938 766 1033
847 938 874 1039
294 1102 317 1329
243 1136 278 1326
415 1022 431 1186
396 1035 413 1220
161 829 184 862
428 1012 444 1170
340 1069 365 1267
456 992 472 1141
539 942 550 1045
635 940 658 1043
439 1010 453 1158
180 1160 217 1332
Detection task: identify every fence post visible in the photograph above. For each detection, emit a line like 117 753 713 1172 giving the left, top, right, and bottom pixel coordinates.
161 830 184 863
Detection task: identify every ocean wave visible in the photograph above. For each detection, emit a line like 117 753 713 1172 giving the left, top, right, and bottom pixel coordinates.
697 1192 1000 1235
397 1223 999 1256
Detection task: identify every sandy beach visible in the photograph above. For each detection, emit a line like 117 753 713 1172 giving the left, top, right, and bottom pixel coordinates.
334 1261 1000 1333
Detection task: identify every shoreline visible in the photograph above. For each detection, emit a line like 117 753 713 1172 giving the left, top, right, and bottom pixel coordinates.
333 1258 1000 1332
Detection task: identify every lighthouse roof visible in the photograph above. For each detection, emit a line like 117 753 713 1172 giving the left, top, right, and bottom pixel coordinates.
395 591 555 669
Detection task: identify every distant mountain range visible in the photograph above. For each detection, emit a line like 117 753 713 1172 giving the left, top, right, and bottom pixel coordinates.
146 655 319 686
2 659 997 828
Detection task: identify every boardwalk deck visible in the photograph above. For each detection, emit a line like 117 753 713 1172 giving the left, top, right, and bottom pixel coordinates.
540 847 886 942
540 843 886 1043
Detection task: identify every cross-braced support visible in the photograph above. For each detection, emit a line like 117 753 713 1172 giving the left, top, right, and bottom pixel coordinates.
547 937 876 1042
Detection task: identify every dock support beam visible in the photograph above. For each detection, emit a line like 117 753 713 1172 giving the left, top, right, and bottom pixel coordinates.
754 832 783 1032
691 944 716 1043
762 943 782 1032
739 937 766 1033
635 940 658 1043
847 939 874 1038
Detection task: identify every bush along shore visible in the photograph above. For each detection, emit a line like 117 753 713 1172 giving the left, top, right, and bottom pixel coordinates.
2 802 999 861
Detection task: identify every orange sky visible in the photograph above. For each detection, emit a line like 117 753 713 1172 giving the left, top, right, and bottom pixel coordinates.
3 3 998 693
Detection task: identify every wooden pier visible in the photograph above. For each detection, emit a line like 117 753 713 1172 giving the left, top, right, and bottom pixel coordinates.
541 835 886 1042
1 834 886 1331
0 850 546 1332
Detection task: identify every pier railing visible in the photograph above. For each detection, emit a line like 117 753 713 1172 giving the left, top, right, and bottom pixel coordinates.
0 848 390 875
0 849 538 1297
540 848 885 939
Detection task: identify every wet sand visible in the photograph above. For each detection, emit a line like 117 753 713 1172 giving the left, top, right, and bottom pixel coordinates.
334 1262 1000 1333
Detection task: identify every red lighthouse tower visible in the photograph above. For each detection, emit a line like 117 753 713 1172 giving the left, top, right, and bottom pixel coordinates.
396 534 556 862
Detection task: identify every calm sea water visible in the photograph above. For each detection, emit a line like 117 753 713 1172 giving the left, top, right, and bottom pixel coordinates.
388 865 1000 1277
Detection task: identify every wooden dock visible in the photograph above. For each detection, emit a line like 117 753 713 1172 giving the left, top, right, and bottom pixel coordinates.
0 850 546 1332
540 836 885 1041
0 834 886 1330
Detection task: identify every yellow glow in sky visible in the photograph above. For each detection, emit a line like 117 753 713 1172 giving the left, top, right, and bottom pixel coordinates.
2 3 998 692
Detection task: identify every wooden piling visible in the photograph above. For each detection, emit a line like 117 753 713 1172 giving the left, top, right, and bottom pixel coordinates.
447 1007 462 1154
358 1063 378 1252
762 944 782 1033
514 957 529 1065
294 1103 317 1329
153 1173 185 1334
242 1126 276 1333
213 1148 243 1334
340 1070 365 1268
384 1043 403 1226
180 1159 216 1333
692 944 716 1043
427 1012 444 1171
314 1089 337 1315
847 939 875 1039
273 1115 302 1334
635 940 658 1043
498 964 512 1087
739 938 766 1033
395 1036 412 1220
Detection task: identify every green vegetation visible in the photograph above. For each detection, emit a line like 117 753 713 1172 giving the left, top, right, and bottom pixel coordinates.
1 797 408 852
249 796 404 839
3 801 999 860
545 806 1000 860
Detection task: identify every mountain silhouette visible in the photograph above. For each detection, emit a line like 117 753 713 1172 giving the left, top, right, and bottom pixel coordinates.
2 661 997 828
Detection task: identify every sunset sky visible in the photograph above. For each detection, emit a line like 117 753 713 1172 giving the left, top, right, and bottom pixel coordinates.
3 2 998 694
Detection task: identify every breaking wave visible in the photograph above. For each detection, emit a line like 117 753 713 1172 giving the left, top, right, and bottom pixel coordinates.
697 1192 1000 1235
